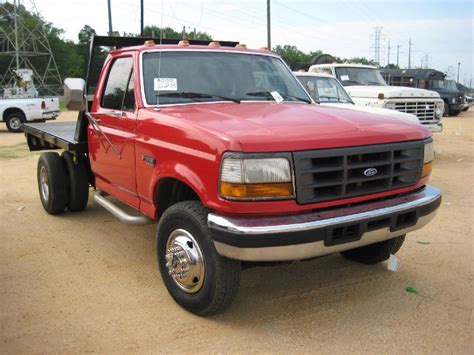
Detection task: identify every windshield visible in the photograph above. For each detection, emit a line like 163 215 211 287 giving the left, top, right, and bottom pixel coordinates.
334 67 386 86
142 51 311 105
297 75 353 104
429 80 458 91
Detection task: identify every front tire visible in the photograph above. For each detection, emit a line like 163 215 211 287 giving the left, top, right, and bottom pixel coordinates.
450 110 461 117
340 235 405 264
156 201 241 316
37 152 69 215
5 112 25 133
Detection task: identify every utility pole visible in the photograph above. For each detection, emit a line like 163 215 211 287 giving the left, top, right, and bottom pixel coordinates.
387 40 391 66
408 38 413 69
13 0 19 70
140 0 144 36
457 62 461 83
424 53 429 69
396 45 400 67
107 0 113 36
267 0 271 49
182 25 186 39
193 28 196 39
421 58 423 68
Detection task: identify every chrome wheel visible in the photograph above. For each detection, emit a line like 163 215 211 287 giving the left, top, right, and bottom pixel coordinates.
9 117 21 130
39 166 49 202
165 228 205 294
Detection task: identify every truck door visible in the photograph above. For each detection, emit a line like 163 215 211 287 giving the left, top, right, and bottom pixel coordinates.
88 55 139 207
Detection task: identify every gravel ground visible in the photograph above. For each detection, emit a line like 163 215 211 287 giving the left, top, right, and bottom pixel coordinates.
0 111 472 353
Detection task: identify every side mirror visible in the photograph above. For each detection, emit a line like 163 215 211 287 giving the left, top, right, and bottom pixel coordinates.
63 78 86 111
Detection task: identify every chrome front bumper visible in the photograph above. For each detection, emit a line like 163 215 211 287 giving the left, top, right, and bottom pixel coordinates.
208 186 442 261
425 122 443 133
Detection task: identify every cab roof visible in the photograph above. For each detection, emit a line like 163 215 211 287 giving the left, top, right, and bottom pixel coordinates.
310 63 377 69
112 43 277 57
293 71 335 78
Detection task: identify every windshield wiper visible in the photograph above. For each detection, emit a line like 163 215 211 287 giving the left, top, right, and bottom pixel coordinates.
339 80 361 86
158 92 241 104
245 91 311 104
365 81 384 86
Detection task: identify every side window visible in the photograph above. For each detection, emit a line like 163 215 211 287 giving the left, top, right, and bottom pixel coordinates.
322 68 333 75
101 57 133 110
122 71 135 111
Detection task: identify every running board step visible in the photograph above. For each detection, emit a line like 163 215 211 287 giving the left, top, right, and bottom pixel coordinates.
94 191 153 225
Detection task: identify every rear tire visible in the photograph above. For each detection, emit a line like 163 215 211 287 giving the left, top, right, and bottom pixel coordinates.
340 235 405 264
156 201 241 316
5 112 25 133
37 152 69 215
61 151 89 212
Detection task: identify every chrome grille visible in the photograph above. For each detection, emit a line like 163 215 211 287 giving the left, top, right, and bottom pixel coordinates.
394 101 437 121
293 141 424 204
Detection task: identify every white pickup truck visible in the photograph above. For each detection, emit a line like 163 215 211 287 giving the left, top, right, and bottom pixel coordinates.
309 63 444 132
294 71 420 124
0 97 60 133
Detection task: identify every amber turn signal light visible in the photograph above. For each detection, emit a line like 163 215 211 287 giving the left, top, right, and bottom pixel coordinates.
208 41 221 47
220 182 293 199
144 40 155 46
178 39 190 46
422 161 433 178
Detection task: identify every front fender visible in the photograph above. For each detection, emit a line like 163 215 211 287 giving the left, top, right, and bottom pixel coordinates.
150 161 210 206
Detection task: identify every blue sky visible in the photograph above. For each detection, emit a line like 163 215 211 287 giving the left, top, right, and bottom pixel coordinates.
30 0 474 85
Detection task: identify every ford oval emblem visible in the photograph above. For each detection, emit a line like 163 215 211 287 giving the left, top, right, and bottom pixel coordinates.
363 168 378 177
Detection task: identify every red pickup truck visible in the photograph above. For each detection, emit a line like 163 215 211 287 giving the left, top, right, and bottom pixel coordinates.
23 36 442 316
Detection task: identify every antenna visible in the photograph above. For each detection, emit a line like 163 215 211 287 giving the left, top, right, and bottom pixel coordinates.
155 0 164 109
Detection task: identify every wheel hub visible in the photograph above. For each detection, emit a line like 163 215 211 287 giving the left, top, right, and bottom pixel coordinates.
10 117 21 130
39 166 49 201
165 229 205 293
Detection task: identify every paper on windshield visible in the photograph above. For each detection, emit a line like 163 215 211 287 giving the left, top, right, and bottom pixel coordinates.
270 91 284 103
340 75 350 81
154 78 177 91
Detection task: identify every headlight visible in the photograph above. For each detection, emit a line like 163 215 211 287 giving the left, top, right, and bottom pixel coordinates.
422 140 434 178
219 153 294 200
384 102 396 110
435 102 444 117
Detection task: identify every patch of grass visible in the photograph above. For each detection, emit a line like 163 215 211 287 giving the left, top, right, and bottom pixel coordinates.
0 142 34 160
59 100 69 112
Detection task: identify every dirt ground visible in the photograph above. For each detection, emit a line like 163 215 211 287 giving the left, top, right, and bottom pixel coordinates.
1 111 473 353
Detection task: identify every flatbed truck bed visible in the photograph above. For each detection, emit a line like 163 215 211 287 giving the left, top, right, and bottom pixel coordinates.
23 120 87 154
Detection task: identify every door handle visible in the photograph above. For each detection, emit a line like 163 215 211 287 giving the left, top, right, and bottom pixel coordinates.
109 110 124 118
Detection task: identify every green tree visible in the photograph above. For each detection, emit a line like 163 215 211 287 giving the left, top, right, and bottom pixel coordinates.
272 45 314 69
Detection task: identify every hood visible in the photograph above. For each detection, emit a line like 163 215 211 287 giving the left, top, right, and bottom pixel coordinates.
345 85 441 99
432 87 463 97
321 102 420 123
156 102 430 152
